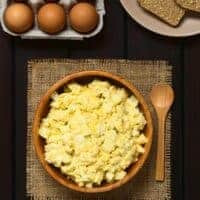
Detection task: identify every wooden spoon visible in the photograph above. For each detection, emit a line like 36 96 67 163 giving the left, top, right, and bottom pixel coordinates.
150 84 174 182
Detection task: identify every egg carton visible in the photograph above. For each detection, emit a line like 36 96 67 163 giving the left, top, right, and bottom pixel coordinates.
0 0 105 40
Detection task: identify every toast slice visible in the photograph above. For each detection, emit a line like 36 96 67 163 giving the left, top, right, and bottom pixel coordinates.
138 0 185 26
176 0 200 12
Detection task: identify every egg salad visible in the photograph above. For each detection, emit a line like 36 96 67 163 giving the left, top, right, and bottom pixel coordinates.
39 79 147 188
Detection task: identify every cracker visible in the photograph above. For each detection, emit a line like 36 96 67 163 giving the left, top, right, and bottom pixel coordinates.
138 0 185 26
176 0 200 12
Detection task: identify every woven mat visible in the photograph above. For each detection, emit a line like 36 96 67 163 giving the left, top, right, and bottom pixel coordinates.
27 59 172 200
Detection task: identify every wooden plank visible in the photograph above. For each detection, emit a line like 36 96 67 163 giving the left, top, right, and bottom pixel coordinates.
13 39 70 200
0 29 13 200
68 0 125 58
13 1 126 199
13 39 70 58
126 16 184 200
184 36 200 200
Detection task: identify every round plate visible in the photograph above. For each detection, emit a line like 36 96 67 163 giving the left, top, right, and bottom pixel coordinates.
121 0 200 37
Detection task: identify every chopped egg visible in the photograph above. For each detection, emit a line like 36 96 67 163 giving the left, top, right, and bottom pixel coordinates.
39 79 147 187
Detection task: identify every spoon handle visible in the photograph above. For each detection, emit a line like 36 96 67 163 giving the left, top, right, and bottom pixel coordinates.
155 113 166 181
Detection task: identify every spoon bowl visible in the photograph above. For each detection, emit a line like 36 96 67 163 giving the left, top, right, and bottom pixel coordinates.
150 84 174 110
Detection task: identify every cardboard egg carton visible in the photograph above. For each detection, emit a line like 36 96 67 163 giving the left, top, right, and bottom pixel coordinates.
0 0 105 40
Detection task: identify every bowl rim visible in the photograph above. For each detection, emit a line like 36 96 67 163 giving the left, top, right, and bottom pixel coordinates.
32 70 153 193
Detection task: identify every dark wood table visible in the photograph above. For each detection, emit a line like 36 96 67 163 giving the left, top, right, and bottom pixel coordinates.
0 1 199 199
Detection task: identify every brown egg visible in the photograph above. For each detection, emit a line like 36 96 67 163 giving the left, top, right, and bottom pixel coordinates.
4 3 34 33
37 3 66 34
69 3 99 33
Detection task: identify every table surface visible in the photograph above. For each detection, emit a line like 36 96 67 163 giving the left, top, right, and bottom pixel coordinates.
0 1 199 199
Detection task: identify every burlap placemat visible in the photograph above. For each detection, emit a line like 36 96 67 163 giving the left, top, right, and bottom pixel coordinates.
27 59 172 200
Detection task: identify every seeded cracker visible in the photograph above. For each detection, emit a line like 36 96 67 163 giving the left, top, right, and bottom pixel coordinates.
176 0 200 12
138 0 185 26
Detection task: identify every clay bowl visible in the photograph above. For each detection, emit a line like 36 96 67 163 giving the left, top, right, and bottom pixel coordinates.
33 70 153 193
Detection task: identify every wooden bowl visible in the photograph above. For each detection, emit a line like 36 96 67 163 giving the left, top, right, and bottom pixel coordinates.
33 70 153 193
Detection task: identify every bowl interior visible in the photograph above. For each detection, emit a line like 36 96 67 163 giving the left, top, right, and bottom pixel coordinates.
33 71 153 193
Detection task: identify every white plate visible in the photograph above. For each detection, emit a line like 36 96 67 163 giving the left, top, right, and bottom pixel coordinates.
121 0 200 37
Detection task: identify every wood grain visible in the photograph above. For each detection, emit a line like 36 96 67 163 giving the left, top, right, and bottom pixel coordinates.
32 70 153 193
150 85 174 182
126 16 184 200
0 29 13 200
0 0 187 199
184 36 200 200
13 1 126 198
